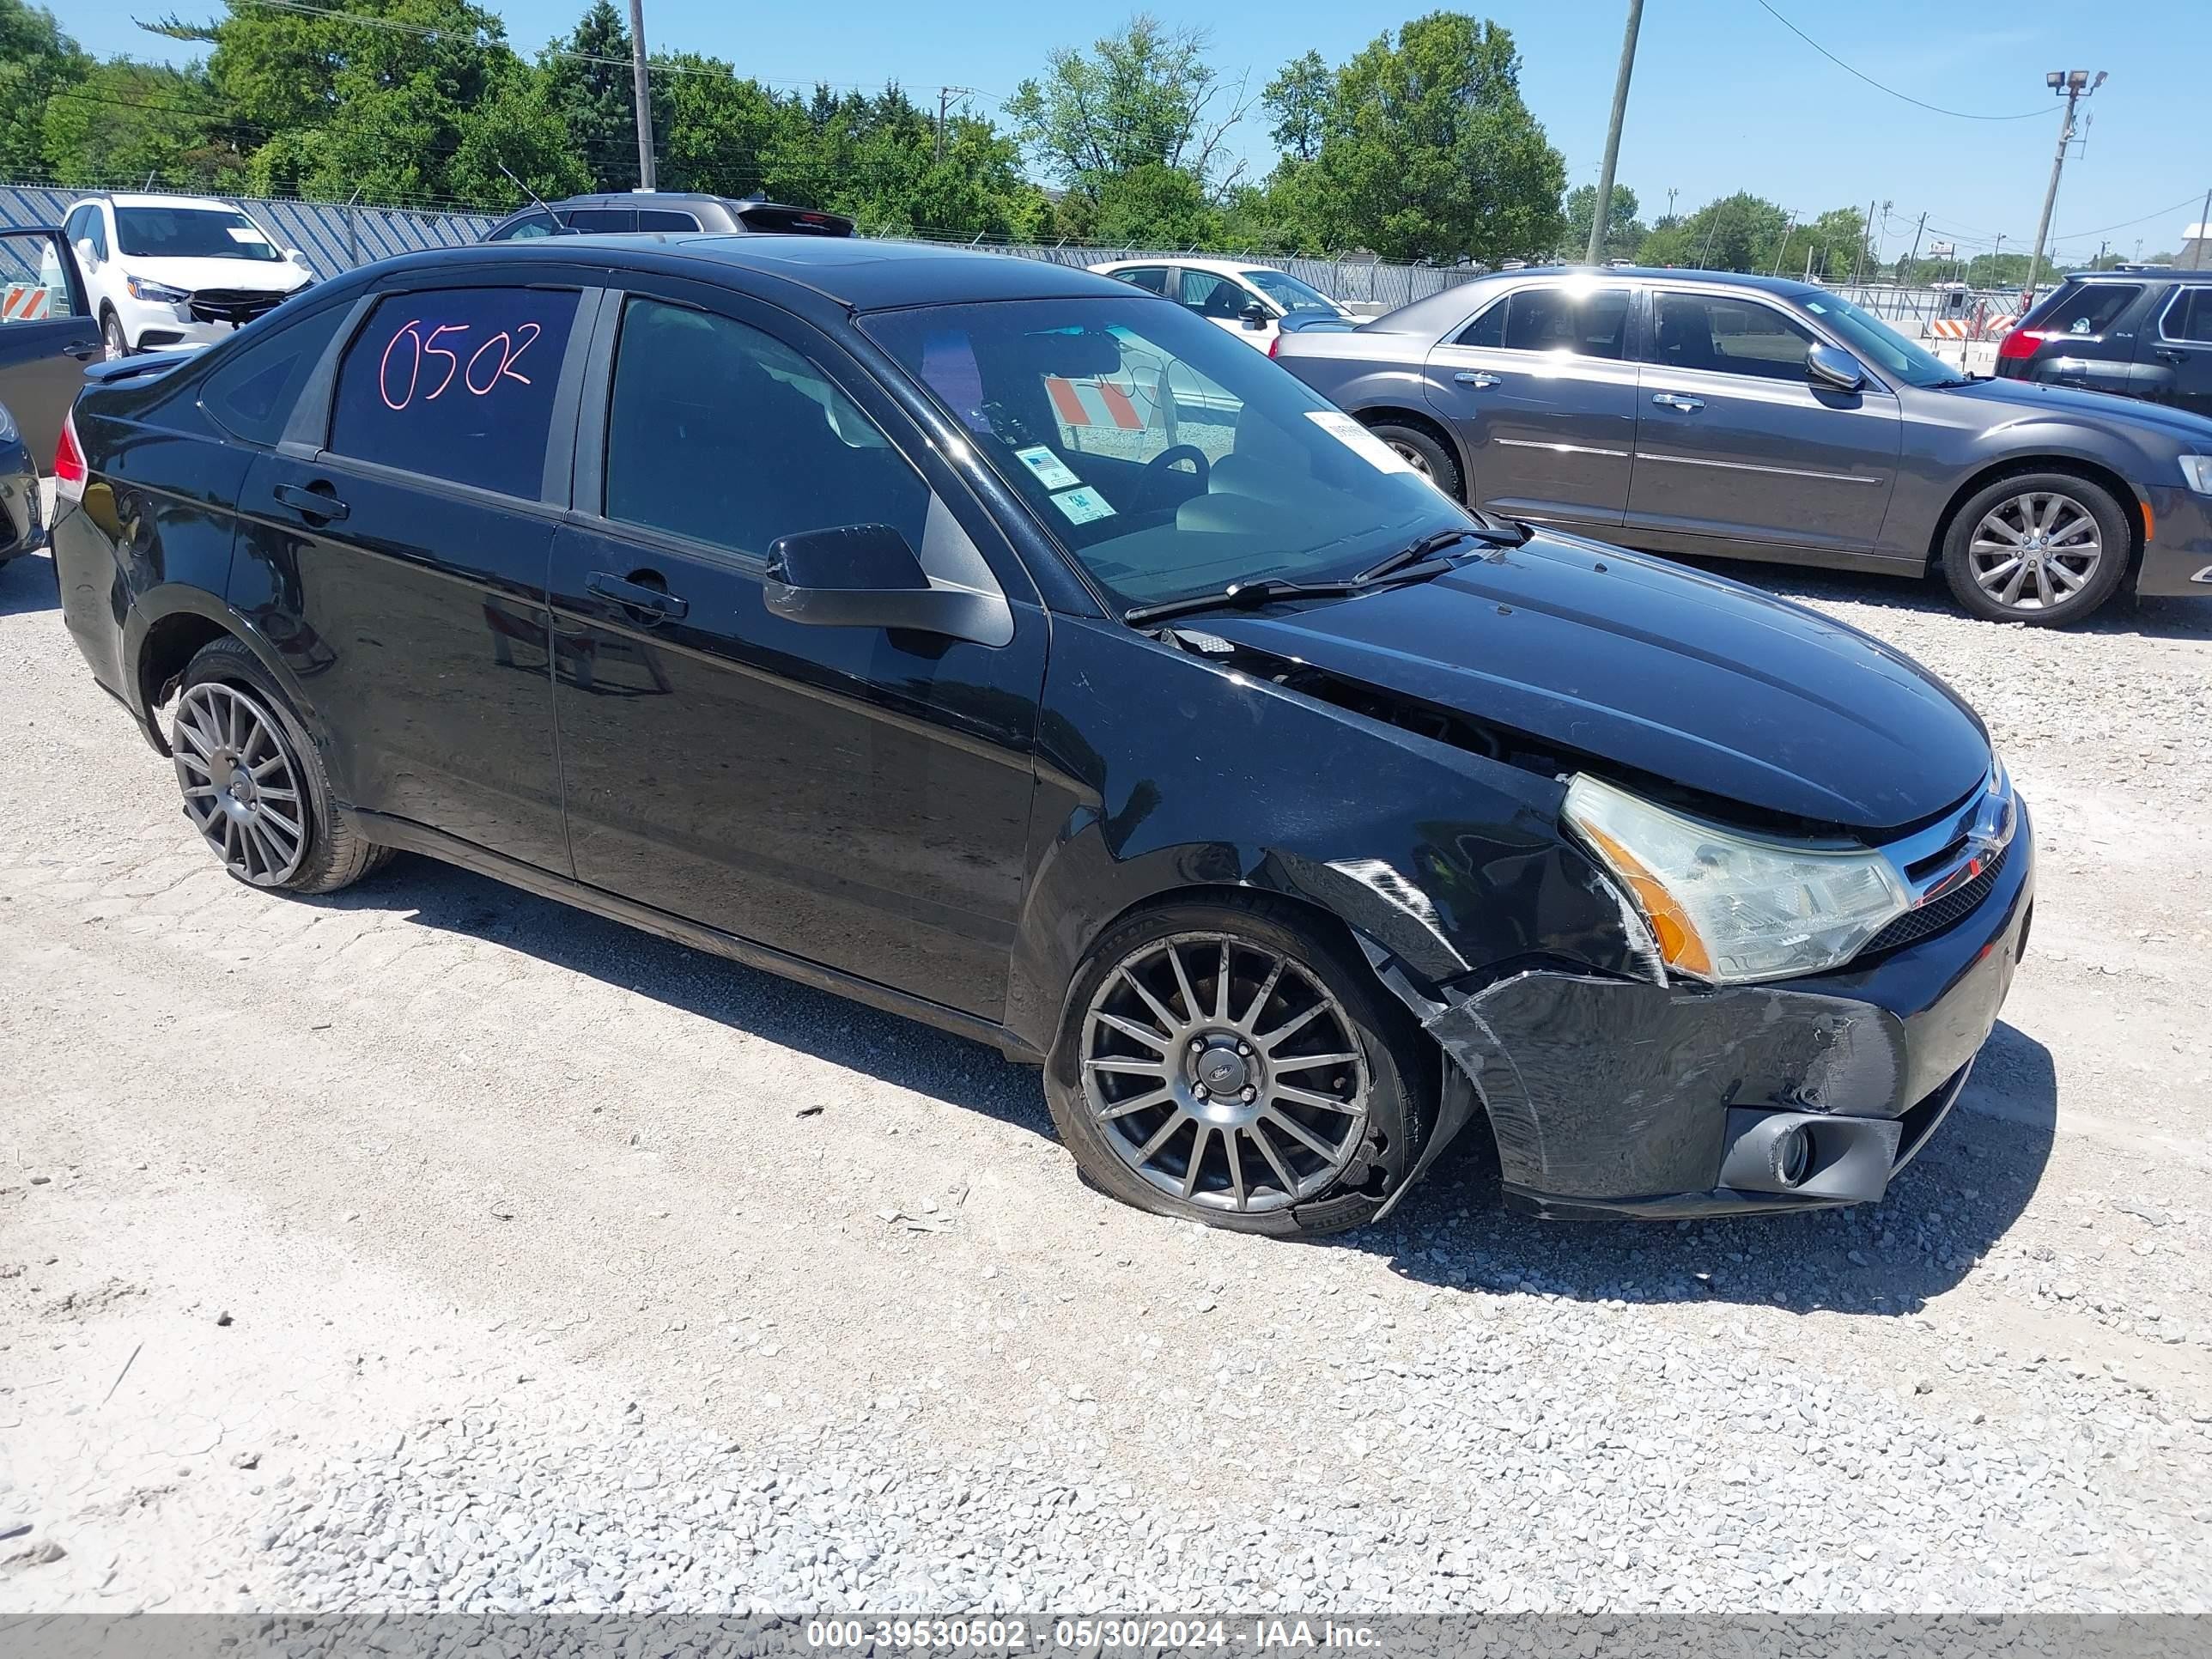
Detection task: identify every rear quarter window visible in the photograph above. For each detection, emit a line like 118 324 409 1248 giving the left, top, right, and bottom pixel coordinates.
201 302 350 444
2033 283 2140 337
326 287 580 499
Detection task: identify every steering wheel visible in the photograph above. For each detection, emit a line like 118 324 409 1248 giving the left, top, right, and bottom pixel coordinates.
1146 444 1212 489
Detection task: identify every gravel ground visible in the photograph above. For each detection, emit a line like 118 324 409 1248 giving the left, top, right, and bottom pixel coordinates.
2 544 2209 1616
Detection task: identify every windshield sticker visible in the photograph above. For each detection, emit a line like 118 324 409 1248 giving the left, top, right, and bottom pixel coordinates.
1049 485 1117 525
1307 410 1419 478
1014 445 1082 491
227 226 270 244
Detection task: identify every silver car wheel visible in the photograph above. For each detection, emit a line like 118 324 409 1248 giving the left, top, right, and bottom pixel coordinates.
1967 489 2103 612
1080 932 1370 1214
172 683 308 886
102 311 130 362
1385 439 1433 479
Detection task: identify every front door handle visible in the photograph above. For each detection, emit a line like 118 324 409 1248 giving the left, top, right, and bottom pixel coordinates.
63 339 100 362
1651 392 1705 412
272 480 349 521
587 569 690 623
1455 371 1503 388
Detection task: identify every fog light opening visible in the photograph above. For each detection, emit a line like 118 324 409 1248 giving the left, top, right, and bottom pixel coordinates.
1772 1125 1814 1189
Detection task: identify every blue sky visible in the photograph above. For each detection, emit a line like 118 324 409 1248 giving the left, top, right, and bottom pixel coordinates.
65 0 2211 262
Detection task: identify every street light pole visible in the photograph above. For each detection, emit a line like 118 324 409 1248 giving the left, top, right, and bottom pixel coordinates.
1584 0 1646 264
2023 69 2105 307
628 0 657 191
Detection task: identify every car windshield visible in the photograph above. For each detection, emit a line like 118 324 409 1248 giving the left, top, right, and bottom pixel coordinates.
1241 268 1342 314
1798 293 1961 387
114 206 283 262
861 296 1474 611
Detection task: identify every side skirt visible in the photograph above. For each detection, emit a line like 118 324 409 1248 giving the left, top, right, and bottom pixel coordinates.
348 807 1044 1064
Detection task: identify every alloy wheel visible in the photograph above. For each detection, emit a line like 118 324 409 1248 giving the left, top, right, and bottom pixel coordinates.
172 683 308 886
1966 489 2103 612
102 313 129 362
1384 439 1433 479
1080 932 1370 1214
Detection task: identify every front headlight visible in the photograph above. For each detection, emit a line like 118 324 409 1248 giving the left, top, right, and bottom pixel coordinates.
1563 773 1911 985
2179 455 2212 495
125 275 191 306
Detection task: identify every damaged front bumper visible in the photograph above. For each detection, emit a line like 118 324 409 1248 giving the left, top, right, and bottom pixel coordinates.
1382 802 2035 1219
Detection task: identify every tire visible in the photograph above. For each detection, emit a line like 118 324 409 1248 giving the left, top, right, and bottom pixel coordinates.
171 635 390 895
1940 471 2130 625
1043 894 1433 1237
101 308 131 362
1366 420 1464 501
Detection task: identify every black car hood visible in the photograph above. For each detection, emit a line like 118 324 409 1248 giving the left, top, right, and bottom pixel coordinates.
1945 374 2212 445
1202 534 1991 836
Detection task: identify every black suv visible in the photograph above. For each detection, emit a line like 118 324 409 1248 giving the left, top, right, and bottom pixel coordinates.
482 191 854 243
1996 267 2212 417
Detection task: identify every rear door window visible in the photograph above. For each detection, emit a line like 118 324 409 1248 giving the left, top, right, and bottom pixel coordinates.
2033 283 2140 337
1456 286 1630 358
326 287 580 499
634 209 701 232
563 209 635 233
1107 266 1170 296
2158 287 2212 344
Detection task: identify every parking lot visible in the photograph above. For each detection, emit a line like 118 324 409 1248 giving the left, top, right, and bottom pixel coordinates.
2 543 2209 1614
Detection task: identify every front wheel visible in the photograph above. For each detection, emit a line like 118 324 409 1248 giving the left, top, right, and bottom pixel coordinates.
1940 471 2130 625
1044 897 1431 1236
101 309 131 362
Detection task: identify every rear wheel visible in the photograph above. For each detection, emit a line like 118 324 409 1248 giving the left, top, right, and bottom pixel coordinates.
1366 420 1463 501
1940 471 2130 625
171 635 388 894
1044 896 1430 1236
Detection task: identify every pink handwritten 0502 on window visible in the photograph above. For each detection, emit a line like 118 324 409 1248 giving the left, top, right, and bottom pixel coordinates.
377 319 544 411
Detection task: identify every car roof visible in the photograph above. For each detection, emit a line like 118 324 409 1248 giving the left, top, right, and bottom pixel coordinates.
360 234 1131 314
76 191 242 213
1096 256 1268 276
542 191 738 209
1364 264 1827 335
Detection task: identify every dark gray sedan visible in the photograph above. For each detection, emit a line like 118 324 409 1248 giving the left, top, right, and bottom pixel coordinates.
1276 266 2212 624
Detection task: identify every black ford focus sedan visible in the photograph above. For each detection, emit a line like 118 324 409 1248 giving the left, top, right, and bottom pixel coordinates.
48 236 2032 1231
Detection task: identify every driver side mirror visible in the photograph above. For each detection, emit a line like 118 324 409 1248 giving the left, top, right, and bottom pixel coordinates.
763 523 1011 647
1239 298 1272 330
1808 343 1866 393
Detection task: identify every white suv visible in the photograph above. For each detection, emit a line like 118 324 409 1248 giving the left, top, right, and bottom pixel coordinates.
1090 257 1354 355
61 192 314 359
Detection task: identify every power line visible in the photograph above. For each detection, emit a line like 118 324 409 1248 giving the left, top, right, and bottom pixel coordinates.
2056 191 2204 242
1751 0 2054 121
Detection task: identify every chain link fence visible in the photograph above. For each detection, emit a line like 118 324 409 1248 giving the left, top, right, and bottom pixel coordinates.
0 184 1484 311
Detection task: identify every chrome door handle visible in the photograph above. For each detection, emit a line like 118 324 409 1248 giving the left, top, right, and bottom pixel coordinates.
1651 392 1704 412
1455 371 1502 388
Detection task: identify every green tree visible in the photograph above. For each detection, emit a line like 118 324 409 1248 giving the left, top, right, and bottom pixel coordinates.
1262 48 1328 163
1305 14 1565 264
38 58 241 188
1765 205 1866 282
1091 161 1213 246
1638 191 1789 272
541 0 640 188
447 57 591 206
0 0 88 176
1005 14 1246 200
1560 183 1644 262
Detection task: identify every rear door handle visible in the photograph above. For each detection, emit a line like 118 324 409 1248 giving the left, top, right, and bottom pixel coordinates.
586 569 689 622
63 339 100 362
272 480 349 521
1651 392 1704 412
2155 347 2186 363
1455 371 1502 388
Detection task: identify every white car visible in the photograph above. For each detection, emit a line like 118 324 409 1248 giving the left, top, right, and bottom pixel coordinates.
1090 257 1355 355
60 193 314 359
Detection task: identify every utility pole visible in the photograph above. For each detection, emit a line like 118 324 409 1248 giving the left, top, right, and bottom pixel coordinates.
1905 210 1928 279
627 0 656 191
2194 186 2211 270
1584 0 1645 264
1665 186 1678 222
935 86 977 164
1771 210 1796 276
2023 69 2106 306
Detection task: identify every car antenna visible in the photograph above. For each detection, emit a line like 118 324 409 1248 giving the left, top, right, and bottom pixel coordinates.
496 163 572 234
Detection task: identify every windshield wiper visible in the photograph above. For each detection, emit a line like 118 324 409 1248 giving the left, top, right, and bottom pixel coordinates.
1125 525 1516 627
